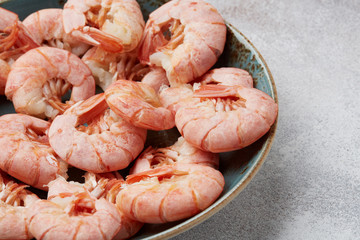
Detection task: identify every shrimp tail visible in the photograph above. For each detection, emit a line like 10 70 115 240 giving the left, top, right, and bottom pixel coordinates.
193 84 239 98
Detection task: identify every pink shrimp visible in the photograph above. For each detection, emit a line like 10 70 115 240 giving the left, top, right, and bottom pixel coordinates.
22 8 90 56
138 0 226 86
117 163 225 223
105 80 175 131
82 46 169 91
0 114 68 190
5 46 95 119
130 136 219 174
175 84 278 152
27 183 124 240
0 170 40 240
63 0 145 53
49 93 147 173
43 175 143 240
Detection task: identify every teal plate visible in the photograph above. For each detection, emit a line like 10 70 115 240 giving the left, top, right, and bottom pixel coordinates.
0 0 278 239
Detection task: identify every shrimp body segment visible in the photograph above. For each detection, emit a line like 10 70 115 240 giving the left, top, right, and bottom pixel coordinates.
130 136 219 174
138 0 226 86
105 80 175 130
0 114 68 190
5 47 95 119
63 0 145 53
49 93 147 173
0 170 40 240
117 163 225 223
0 59 10 95
175 84 278 152
23 8 90 56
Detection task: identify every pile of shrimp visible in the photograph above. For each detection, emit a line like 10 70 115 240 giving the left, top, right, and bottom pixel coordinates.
0 0 278 239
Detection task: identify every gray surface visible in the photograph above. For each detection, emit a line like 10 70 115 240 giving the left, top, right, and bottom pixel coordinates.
172 0 360 239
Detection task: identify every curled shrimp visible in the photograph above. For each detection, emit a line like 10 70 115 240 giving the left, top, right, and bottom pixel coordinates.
63 0 145 53
105 80 175 131
138 0 226 86
5 46 95 119
175 84 278 152
130 136 219 174
43 175 143 240
82 46 169 91
49 93 147 173
0 114 68 190
22 8 90 56
27 181 125 240
117 163 225 223
0 170 40 240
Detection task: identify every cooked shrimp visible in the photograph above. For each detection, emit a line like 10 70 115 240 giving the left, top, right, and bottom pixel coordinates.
23 8 90 56
105 80 175 130
63 0 145 53
138 0 226 86
0 59 10 95
117 163 225 223
5 46 95 119
82 46 169 91
43 175 143 240
175 84 278 152
0 7 39 53
27 186 124 240
49 93 147 173
0 170 40 240
130 136 219 174
0 114 68 190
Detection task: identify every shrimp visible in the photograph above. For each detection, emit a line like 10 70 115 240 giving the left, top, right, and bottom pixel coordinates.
63 0 145 53
138 0 226 86
48 93 147 173
175 84 278 152
0 114 68 190
0 170 40 240
27 182 124 240
0 7 39 53
5 46 95 119
82 46 169 91
105 80 175 131
130 136 219 174
40 175 143 240
116 163 225 223
22 8 90 56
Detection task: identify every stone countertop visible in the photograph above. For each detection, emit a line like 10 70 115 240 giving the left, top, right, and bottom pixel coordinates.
172 0 360 239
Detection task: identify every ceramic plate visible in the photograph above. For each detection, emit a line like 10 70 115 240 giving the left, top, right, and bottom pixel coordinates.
0 0 278 239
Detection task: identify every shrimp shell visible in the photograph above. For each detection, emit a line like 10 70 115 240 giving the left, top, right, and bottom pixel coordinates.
5 47 95 119
176 84 278 152
117 163 225 223
138 0 226 86
63 0 145 53
0 170 40 240
23 8 90 56
0 114 68 190
49 93 147 173
105 80 175 130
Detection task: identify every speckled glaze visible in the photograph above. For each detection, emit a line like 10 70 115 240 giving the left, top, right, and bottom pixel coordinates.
0 0 278 239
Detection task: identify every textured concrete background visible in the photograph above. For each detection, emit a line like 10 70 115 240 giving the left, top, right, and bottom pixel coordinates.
172 0 360 239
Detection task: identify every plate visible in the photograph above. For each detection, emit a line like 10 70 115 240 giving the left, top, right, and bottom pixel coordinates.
0 0 278 239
